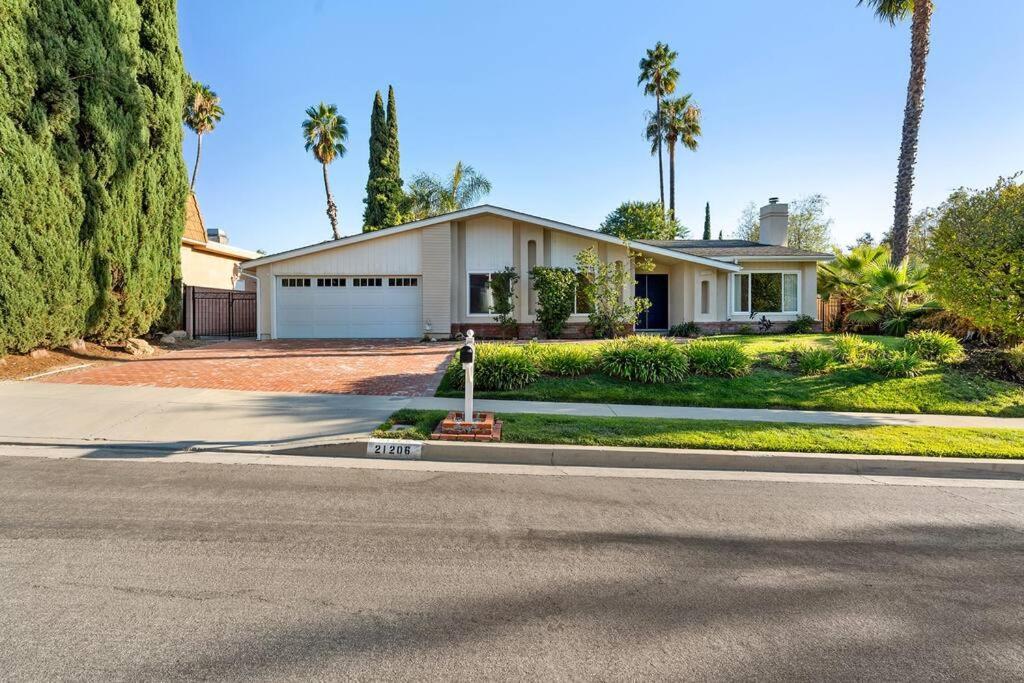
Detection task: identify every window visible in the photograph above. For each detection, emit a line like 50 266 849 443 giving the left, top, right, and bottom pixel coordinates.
281 277 310 287
732 272 799 314
468 273 494 314
388 277 418 287
353 277 382 287
316 277 345 287
700 280 710 316
574 273 591 314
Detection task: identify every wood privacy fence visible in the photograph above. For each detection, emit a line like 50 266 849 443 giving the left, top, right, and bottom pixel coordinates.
816 296 842 332
183 286 256 339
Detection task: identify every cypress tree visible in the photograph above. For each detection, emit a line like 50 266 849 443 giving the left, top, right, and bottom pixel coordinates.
702 202 712 240
362 87 404 232
0 0 188 353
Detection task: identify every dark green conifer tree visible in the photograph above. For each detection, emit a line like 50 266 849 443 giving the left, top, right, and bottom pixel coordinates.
362 87 404 231
702 202 712 240
0 0 188 353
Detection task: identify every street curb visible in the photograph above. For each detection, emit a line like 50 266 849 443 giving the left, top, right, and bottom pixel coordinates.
274 439 1024 480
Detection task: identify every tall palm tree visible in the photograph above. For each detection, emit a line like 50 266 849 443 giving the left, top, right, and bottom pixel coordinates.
859 0 934 265
302 103 348 240
407 161 491 218
637 42 679 214
649 94 701 222
182 80 224 191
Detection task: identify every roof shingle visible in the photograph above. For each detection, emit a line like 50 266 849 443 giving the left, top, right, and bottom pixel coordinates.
641 239 832 259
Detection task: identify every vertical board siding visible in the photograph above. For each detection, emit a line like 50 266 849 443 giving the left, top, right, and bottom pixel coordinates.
421 223 452 336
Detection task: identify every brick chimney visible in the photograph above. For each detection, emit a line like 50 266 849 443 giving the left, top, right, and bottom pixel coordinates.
759 197 789 246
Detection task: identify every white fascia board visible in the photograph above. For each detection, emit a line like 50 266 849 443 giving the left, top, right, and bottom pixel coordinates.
240 204 740 272
732 255 835 264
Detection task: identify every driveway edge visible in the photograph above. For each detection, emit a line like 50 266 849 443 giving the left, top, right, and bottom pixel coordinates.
275 440 1024 480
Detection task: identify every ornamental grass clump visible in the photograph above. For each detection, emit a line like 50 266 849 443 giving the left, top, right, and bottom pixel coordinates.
536 344 598 377
902 330 965 363
868 350 926 378
597 336 689 384
793 345 838 376
831 334 883 365
444 343 539 391
682 339 752 377
762 351 792 371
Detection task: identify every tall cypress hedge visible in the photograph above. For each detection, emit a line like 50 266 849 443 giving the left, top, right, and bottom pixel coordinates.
0 0 188 354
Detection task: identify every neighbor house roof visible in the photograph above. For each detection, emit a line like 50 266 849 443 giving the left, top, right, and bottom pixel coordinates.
641 239 834 261
183 192 208 243
240 205 742 272
182 193 261 260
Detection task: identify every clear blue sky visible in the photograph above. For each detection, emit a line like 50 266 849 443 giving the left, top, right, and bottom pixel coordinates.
178 0 1024 254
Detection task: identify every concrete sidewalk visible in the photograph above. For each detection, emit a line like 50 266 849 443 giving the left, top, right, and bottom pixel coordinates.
3 381 1023 453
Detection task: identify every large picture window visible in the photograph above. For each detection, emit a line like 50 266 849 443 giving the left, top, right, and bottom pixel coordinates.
732 272 799 314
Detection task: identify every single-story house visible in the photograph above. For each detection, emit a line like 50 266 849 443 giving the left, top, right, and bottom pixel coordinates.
240 200 833 340
182 192 260 291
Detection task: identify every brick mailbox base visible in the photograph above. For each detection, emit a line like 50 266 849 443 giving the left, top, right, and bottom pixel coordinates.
430 411 503 442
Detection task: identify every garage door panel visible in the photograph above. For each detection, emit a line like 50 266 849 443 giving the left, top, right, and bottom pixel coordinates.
276 276 421 339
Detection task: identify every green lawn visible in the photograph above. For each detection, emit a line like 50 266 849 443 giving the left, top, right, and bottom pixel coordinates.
436 334 1024 417
376 409 1024 459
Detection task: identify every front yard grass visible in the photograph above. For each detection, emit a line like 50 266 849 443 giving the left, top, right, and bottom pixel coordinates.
375 409 1024 459
436 334 1024 417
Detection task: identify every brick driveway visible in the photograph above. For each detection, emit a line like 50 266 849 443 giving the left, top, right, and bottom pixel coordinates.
37 340 456 396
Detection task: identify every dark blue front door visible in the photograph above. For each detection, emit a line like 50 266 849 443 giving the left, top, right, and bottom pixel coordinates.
635 274 668 330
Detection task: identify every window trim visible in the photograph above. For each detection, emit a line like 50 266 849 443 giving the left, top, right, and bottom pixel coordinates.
730 270 801 316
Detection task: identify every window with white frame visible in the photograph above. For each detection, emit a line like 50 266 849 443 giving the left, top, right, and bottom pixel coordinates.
732 272 799 314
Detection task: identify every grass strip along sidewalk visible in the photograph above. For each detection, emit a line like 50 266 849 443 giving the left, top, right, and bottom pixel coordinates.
375 409 1024 459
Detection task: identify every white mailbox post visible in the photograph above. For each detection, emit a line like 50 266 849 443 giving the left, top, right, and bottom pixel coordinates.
460 329 476 423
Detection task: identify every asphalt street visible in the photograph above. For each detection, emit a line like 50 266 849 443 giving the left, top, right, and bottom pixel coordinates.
2 454 1023 680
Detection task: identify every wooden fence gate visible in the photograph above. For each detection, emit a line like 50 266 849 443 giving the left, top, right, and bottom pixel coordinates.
816 296 842 332
184 286 256 339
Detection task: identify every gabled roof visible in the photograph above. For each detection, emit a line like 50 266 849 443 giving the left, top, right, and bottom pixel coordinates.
183 193 208 243
241 205 741 271
642 239 834 261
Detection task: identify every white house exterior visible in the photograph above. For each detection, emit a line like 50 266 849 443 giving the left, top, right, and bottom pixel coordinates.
240 201 832 340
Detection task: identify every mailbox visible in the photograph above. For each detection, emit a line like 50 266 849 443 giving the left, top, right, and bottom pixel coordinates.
459 344 474 365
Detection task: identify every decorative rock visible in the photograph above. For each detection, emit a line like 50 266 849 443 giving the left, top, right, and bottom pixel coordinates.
68 339 87 352
159 334 177 345
29 349 49 359
125 338 154 356
170 330 188 339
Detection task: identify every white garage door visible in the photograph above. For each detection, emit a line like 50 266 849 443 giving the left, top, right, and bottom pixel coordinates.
275 276 422 339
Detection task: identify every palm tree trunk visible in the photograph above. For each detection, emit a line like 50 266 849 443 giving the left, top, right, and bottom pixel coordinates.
322 163 340 240
655 95 665 214
189 133 202 191
890 0 932 266
667 141 676 222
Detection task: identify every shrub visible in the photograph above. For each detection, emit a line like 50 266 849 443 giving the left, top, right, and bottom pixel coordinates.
536 344 597 377
576 245 652 339
868 350 926 378
928 177 1024 339
683 339 752 377
487 267 520 337
597 336 689 383
902 330 965 363
784 315 817 334
794 346 837 376
445 344 539 391
667 321 702 338
736 325 755 335
530 267 577 338
831 334 883 365
1007 343 1024 374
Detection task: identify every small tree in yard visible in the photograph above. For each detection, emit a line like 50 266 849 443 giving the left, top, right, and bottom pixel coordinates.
927 177 1024 339
575 244 653 338
530 267 577 338
487 267 519 338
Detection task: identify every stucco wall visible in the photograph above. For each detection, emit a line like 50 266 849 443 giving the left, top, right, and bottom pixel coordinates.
180 245 250 290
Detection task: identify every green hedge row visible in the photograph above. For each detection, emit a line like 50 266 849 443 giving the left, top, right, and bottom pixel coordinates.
0 0 188 353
